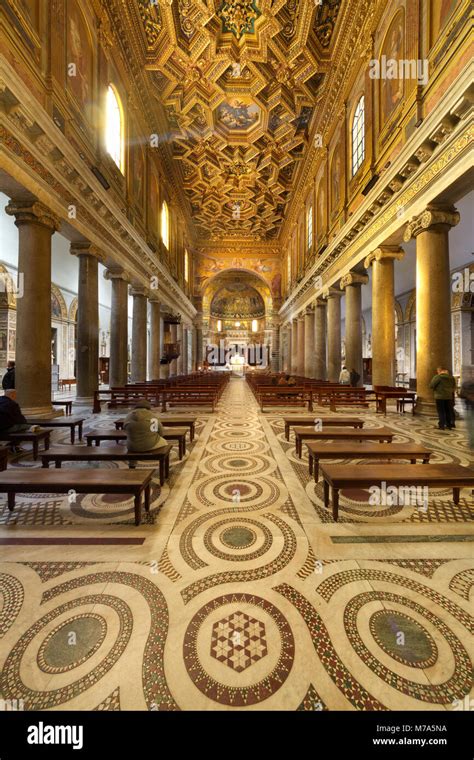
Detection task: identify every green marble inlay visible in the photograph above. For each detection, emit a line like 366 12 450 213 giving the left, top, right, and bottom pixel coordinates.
42 615 106 671
370 610 437 668
221 526 256 549
228 459 248 467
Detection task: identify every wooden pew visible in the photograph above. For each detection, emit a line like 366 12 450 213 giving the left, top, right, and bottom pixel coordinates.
24 416 84 444
0 468 154 526
41 443 172 486
114 415 196 441
306 442 432 481
283 416 363 441
293 426 394 458
373 386 417 415
0 429 51 460
258 387 313 412
85 427 188 459
319 463 474 521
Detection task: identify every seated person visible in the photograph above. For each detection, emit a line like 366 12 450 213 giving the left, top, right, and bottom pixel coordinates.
287 376 297 386
277 375 289 386
123 400 168 452
0 392 30 434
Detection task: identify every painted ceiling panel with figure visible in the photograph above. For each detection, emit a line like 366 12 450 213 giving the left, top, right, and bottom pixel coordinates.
122 0 343 243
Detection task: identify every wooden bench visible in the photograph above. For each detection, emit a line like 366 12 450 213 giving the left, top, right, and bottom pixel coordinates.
0 429 51 460
258 388 313 412
161 389 217 413
396 396 417 414
306 442 432 481
41 443 172 486
320 463 474 521
328 390 374 412
114 415 196 442
58 378 76 391
0 468 154 526
283 416 363 441
374 389 416 415
52 400 73 415
85 427 188 459
25 416 84 444
293 426 394 458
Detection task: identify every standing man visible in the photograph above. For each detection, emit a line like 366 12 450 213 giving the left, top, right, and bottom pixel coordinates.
429 367 456 431
2 360 15 390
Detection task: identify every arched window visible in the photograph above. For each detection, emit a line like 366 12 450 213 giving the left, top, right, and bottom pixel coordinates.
184 249 189 283
105 84 124 171
351 95 365 176
307 205 313 250
252 319 258 333
161 201 170 250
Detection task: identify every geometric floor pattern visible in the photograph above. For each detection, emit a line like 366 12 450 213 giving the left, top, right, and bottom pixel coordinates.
0 378 472 710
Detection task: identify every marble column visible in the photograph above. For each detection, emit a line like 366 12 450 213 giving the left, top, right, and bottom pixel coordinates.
297 314 305 376
283 324 291 373
177 322 184 375
364 246 404 387
291 319 298 375
70 241 103 402
271 315 280 372
304 307 315 378
106 269 128 388
325 288 343 382
314 299 327 380
130 286 147 382
404 206 459 413
340 272 368 386
195 324 203 370
170 323 178 376
5 200 60 416
148 298 161 381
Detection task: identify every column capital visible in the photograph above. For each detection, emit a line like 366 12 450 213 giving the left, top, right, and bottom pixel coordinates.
104 268 129 282
322 287 343 299
403 206 460 241
70 241 104 261
364 245 405 269
5 200 60 231
340 272 369 290
129 285 148 298
297 312 306 321
304 305 315 316
315 298 327 308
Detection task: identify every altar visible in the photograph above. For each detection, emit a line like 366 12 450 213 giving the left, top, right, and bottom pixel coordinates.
229 354 245 377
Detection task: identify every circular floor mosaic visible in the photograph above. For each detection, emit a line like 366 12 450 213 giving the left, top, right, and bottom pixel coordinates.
183 593 295 706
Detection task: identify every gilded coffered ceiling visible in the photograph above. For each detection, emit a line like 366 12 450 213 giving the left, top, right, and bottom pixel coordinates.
127 0 343 243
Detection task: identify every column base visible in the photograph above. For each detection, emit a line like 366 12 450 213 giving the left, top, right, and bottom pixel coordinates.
415 398 438 417
74 396 95 405
22 405 62 418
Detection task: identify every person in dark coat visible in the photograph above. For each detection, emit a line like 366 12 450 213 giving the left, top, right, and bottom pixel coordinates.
0 393 29 433
350 368 361 387
2 361 15 390
429 367 456 430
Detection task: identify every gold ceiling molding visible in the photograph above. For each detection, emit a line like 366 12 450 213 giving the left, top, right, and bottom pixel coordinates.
115 0 343 244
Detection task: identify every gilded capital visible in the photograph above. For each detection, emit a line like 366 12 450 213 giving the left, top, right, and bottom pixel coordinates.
340 272 369 290
403 206 460 241
129 285 148 298
364 246 405 269
5 201 60 231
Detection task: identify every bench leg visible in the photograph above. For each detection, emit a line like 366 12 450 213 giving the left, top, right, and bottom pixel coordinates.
78 422 83 441
159 459 165 486
190 424 195 442
333 488 339 522
453 487 460 505
410 459 416 464
285 425 289 441
55 460 61 468
423 457 430 464
314 459 319 483
42 459 49 468
33 440 38 460
323 479 329 509
7 492 15 512
87 439 92 447
165 454 170 479
308 454 313 476
71 427 75 444
134 493 141 526
144 484 150 513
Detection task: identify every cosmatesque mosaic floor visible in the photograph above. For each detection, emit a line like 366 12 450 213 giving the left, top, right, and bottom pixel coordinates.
0 378 473 711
